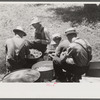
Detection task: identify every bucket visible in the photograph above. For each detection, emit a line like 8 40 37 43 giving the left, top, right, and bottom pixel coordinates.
32 61 54 82
2 69 40 82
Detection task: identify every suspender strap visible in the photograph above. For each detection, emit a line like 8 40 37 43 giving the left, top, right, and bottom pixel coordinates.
74 41 89 65
12 39 26 55
75 42 88 53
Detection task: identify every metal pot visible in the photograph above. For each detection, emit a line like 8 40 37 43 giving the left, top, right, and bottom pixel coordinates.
32 61 54 82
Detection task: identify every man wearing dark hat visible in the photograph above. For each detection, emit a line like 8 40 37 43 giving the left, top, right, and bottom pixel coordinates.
47 34 61 54
53 28 92 82
5 26 30 72
29 17 51 59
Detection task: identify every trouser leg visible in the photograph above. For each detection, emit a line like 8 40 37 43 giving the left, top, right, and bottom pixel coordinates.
53 57 66 81
60 62 74 82
62 63 87 82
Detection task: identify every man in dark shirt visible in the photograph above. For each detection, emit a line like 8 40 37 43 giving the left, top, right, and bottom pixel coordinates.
29 17 51 58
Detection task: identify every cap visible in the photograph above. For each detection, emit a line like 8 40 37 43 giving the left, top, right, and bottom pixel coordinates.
65 28 77 36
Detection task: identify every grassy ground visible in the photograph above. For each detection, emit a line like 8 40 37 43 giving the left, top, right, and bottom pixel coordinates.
0 2 100 75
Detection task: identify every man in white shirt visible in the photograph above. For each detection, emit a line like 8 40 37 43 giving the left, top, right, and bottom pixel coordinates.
5 26 30 72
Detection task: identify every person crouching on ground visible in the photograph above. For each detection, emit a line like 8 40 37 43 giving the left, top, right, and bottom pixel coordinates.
29 17 51 59
53 28 92 82
5 26 30 73
47 34 62 60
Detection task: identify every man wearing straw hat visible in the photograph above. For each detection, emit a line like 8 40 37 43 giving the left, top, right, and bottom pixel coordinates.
53 27 92 82
5 26 30 72
29 17 51 58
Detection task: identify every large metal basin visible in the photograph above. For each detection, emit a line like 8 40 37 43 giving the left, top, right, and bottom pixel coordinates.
32 61 54 82
2 69 40 82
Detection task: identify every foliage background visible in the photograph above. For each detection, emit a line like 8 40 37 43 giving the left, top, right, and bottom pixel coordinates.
0 2 100 75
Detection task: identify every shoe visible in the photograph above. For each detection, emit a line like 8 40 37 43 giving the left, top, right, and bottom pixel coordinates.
52 76 56 80
72 75 81 82
51 79 60 82
52 77 67 82
57 77 67 82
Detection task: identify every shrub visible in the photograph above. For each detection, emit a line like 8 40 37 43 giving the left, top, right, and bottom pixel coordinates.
49 5 100 25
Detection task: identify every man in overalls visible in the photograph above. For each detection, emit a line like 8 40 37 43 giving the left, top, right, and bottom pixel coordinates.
53 28 92 82
5 26 30 72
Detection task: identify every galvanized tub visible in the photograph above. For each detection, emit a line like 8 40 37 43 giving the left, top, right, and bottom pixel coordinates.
32 61 54 82
2 69 40 82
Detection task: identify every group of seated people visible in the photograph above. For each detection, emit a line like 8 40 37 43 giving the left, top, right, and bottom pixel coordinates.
5 17 92 82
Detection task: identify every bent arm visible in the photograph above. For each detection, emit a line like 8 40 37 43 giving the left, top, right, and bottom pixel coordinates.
41 31 51 45
6 39 16 66
61 47 74 62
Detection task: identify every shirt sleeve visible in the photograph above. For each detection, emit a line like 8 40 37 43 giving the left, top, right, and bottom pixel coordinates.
55 43 63 57
66 44 76 57
6 39 15 60
41 28 51 45
32 32 36 40
24 40 30 56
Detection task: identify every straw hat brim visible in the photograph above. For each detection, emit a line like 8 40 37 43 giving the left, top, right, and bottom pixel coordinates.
30 21 41 26
13 29 26 36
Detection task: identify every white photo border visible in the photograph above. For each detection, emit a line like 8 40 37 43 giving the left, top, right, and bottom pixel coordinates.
0 1 100 99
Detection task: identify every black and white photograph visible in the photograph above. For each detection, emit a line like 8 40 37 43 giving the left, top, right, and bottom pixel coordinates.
0 1 100 98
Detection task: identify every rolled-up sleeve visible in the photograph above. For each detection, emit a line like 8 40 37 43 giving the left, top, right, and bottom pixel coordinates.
5 39 15 60
41 29 51 45
55 44 63 57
